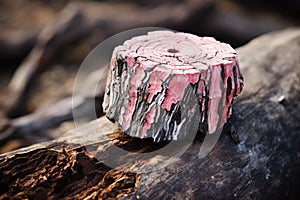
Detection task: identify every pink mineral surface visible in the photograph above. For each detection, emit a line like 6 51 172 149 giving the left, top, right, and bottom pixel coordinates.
103 31 244 142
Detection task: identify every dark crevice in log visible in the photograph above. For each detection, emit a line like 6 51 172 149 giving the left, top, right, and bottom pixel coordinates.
113 134 171 153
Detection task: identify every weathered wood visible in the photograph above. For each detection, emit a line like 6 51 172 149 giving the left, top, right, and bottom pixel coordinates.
103 31 243 142
1 28 300 199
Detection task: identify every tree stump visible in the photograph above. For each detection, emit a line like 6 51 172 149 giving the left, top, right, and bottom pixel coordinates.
103 31 244 142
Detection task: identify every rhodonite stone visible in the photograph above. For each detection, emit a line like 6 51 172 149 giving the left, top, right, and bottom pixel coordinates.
103 31 244 142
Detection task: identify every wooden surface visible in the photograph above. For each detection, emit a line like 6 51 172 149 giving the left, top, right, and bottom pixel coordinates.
1 28 300 199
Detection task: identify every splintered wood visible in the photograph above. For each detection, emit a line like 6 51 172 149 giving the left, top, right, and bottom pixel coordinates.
103 31 244 142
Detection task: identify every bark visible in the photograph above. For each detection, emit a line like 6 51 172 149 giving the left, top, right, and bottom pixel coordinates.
1 28 300 199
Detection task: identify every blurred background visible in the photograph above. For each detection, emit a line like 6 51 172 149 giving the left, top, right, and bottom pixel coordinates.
0 0 299 153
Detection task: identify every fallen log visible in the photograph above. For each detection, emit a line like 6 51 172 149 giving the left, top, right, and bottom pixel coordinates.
1 28 300 199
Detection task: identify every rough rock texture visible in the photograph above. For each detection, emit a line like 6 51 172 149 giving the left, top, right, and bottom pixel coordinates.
0 28 299 199
103 31 244 142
